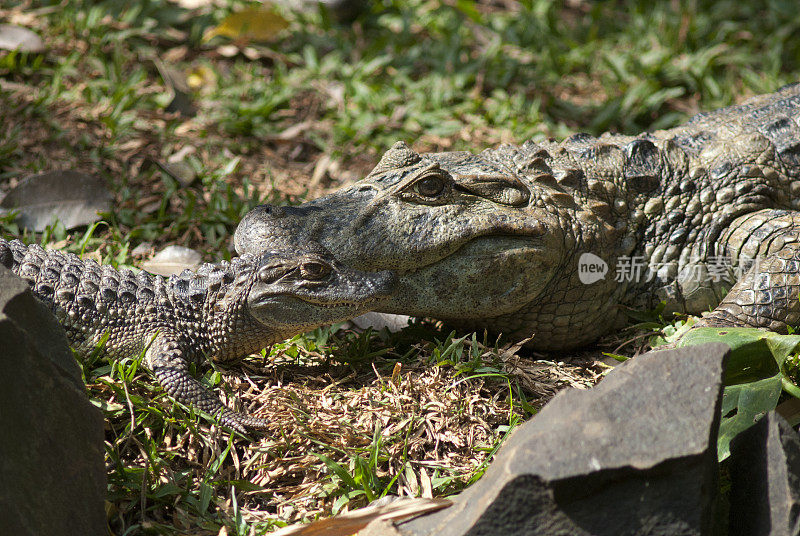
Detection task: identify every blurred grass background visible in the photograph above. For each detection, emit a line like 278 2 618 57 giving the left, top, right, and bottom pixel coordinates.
1 0 799 533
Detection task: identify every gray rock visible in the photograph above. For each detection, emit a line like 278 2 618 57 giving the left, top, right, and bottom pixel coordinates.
728 411 800 536
0 266 106 536
398 343 729 536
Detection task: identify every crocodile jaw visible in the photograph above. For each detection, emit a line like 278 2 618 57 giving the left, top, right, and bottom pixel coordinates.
380 235 555 318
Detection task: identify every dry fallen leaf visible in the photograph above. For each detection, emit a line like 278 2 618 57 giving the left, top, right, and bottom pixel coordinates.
141 245 202 276
0 170 112 231
271 497 452 536
204 4 289 43
0 24 45 53
347 313 412 333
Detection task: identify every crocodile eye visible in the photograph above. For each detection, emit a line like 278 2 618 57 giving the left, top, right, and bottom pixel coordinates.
301 261 331 280
258 265 290 283
258 266 279 283
414 175 446 197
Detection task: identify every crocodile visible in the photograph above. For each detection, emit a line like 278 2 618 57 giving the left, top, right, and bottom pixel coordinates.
0 238 395 431
234 83 800 350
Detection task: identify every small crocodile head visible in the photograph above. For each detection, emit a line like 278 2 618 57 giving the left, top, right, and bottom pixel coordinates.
236 142 568 320
246 248 396 336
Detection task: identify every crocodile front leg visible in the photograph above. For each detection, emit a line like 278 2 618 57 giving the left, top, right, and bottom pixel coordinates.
695 209 800 331
148 335 269 434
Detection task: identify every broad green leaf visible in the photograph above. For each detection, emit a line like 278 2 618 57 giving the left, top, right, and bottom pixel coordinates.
676 327 800 384
717 375 782 460
676 327 800 460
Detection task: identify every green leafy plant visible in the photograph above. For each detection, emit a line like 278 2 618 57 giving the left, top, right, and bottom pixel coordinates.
676 328 800 460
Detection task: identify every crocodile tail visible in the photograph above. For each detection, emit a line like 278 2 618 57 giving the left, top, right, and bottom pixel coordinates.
220 408 271 431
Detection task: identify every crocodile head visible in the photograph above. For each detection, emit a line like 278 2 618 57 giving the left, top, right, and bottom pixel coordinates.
247 248 396 336
236 142 571 320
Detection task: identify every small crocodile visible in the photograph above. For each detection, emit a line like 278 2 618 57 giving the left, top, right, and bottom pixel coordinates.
234 83 800 350
0 238 395 431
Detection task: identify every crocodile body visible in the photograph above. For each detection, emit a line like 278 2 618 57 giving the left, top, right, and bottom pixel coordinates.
235 83 800 350
0 238 395 431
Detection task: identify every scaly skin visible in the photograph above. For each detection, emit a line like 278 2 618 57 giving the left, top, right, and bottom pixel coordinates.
234 83 800 350
0 238 395 431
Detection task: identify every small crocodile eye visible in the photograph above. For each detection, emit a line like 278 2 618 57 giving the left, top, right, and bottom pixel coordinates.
258 267 277 283
301 261 331 280
414 175 446 197
258 264 291 283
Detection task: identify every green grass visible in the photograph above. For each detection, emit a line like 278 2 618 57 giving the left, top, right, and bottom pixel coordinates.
3 0 800 533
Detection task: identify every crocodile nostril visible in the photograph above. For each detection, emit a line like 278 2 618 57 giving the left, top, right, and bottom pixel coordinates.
258 204 286 218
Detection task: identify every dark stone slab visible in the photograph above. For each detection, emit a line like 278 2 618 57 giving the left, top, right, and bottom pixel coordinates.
729 411 800 536
0 266 106 535
398 343 729 536
0 266 84 389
